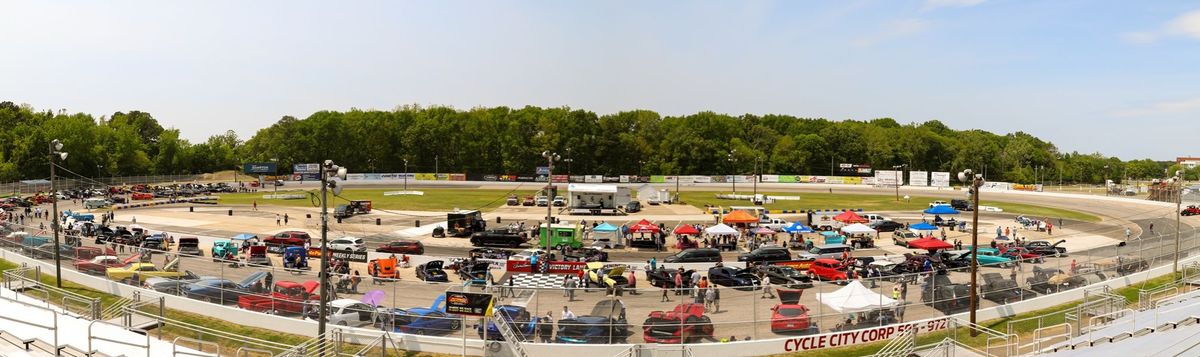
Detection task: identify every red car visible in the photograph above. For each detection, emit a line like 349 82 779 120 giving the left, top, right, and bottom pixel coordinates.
73 253 139 275
999 246 1044 263
131 192 154 200
807 258 850 282
1183 206 1200 216
642 303 713 344
770 289 818 334
238 280 319 314
264 231 312 248
376 240 424 254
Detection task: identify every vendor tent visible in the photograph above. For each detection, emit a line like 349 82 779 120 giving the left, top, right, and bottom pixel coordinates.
924 205 960 215
705 224 739 236
815 280 898 313
783 222 814 233
673 225 700 236
629 219 661 233
833 211 868 223
753 227 776 235
232 233 259 241
840 223 876 235
909 222 937 231
593 223 618 232
907 237 953 251
722 210 760 224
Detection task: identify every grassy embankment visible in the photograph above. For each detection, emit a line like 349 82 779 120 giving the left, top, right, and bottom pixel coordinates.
678 191 1101 223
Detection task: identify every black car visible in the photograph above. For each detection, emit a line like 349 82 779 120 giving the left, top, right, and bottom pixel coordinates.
563 247 609 262
416 261 449 282
951 199 972 211
625 201 642 213
662 248 721 263
645 268 696 289
468 248 513 260
469 229 527 248
457 262 492 285
1023 240 1067 257
980 272 1032 304
737 247 792 263
922 275 973 314
763 265 813 289
707 266 761 291
869 220 905 232
556 300 631 344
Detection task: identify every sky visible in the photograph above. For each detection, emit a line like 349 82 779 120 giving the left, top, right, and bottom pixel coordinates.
1 0 1198 160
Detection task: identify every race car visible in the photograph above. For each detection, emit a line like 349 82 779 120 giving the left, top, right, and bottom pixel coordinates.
416 260 449 282
770 289 818 334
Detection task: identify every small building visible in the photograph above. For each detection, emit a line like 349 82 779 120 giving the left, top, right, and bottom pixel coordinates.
1177 157 1200 169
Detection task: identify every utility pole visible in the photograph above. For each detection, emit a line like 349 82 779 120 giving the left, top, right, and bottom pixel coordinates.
316 160 346 355
893 165 906 201
542 151 559 252
728 149 737 196
1174 171 1183 275
959 169 984 333
753 157 761 199
49 139 67 288
403 159 409 191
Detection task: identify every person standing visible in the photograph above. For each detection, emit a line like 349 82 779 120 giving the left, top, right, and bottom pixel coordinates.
761 275 775 299
276 214 281 226
674 270 684 296
538 312 555 343
561 306 575 320
704 286 716 310
284 213 289 225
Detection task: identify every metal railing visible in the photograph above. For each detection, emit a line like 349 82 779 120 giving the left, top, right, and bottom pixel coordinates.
0 290 59 355
1030 323 1071 353
870 324 918 357
172 336 219 357
88 319 150 357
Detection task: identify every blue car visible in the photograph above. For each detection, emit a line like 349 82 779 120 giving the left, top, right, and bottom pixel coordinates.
556 300 631 344
183 271 267 304
387 295 462 335
283 246 309 270
476 305 538 341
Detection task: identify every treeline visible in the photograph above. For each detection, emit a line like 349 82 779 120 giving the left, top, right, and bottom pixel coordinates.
1 101 1193 184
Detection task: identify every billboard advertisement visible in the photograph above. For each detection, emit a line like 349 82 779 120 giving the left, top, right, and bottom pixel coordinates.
931 172 951 187
910 171 929 187
838 163 873 176
444 292 495 317
874 170 900 186
243 163 277 174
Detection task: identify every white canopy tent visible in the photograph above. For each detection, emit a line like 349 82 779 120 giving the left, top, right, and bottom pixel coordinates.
840 223 877 235
815 280 898 313
704 223 739 236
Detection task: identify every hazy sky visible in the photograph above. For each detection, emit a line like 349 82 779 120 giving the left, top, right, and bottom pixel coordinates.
2 0 1198 160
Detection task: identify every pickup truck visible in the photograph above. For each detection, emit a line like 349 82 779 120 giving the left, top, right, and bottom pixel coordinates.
469 229 527 248
237 280 320 315
759 218 790 232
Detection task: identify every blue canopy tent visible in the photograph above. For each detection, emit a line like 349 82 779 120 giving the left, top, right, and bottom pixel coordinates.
783 222 814 233
592 223 618 232
232 233 259 242
923 205 960 215
910 222 937 231
590 222 621 248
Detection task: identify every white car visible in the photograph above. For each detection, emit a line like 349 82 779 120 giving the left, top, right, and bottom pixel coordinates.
321 299 382 327
929 201 950 208
327 237 364 251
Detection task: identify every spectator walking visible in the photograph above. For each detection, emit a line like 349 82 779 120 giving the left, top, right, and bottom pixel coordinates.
761 275 775 299
704 286 716 310
674 270 683 296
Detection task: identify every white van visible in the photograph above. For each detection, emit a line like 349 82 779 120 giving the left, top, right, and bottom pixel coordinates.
83 198 110 209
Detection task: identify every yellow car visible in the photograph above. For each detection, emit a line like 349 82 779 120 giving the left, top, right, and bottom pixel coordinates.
106 260 183 283
584 262 628 289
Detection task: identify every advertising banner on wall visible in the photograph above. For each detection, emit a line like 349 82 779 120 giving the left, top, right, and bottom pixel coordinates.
981 182 1012 191
761 174 780 183
838 163 874 176
292 163 320 174
536 166 550 175
909 171 929 186
930 172 951 187
415 173 436 181
450 174 467 181
779 175 797 183
584 175 603 183
444 292 494 317
692 176 711 183
878 171 897 186
551 175 568 183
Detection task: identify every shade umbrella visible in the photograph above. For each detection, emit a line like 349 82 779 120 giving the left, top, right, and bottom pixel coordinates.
673 224 699 235
909 222 937 231
833 210 868 223
923 205 960 215
783 222 814 233
840 223 876 235
722 210 760 224
629 219 660 233
753 227 776 235
907 237 953 251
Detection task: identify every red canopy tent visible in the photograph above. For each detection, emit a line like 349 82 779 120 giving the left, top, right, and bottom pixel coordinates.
673 224 699 235
629 219 661 233
833 210 868 223
907 237 954 251
722 210 760 224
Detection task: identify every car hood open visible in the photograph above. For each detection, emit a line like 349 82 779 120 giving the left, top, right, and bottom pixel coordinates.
778 289 804 305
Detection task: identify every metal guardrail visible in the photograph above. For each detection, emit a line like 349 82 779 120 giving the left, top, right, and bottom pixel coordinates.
88 319 150 357
1031 323 1071 353
870 325 917 357
0 290 59 355
172 336 219 357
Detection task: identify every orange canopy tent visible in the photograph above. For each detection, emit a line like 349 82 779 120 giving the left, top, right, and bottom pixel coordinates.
722 210 760 224
833 210 868 223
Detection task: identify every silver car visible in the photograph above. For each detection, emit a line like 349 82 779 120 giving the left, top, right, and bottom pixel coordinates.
796 244 854 261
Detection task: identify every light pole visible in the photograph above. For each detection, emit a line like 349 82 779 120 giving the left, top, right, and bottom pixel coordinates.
403 159 409 191
958 169 984 332
435 155 439 177
1173 170 1183 275
728 150 737 195
1103 165 1110 196
638 160 645 177
754 157 763 198
317 160 347 353
565 148 573 178
541 151 560 251
48 139 68 288
893 165 906 201
271 158 279 194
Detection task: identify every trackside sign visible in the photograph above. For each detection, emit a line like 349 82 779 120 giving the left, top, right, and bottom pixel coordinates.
782 317 950 352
